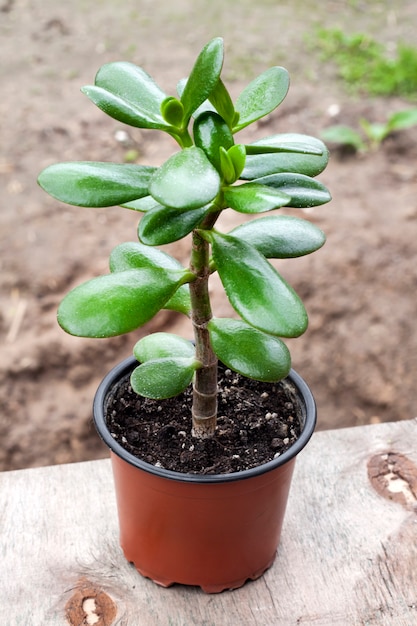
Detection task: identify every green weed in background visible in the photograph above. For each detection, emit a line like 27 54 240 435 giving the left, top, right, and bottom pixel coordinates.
321 108 417 152
312 28 417 99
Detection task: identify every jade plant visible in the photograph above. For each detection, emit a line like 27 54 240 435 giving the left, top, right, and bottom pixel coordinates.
38 37 331 439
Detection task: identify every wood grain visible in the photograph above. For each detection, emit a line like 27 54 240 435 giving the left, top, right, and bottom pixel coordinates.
1 418 416 625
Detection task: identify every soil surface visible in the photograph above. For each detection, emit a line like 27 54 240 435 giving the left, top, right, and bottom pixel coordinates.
1 0 417 471
106 365 302 475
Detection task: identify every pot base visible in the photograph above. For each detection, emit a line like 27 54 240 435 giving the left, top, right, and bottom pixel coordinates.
127 553 277 593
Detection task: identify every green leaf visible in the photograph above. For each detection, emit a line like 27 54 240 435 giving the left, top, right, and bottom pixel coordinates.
57 268 189 337
208 318 291 382
224 183 291 214
131 358 197 399
321 125 365 151
244 143 323 156
176 78 216 119
139 203 210 246
82 87 169 132
160 96 185 126
227 144 246 180
162 287 192 316
193 111 234 172
242 134 329 179
252 173 331 208
149 147 221 210
233 67 290 132
229 215 326 258
177 75 236 126
208 79 236 128
109 242 191 315
133 333 195 361
180 37 224 121
85 62 169 130
121 196 160 212
38 162 156 207
386 108 417 133
208 232 308 337
359 119 386 144
109 242 186 273
219 148 236 184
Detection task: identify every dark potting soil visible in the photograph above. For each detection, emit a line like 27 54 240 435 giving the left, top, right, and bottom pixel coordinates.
106 367 303 475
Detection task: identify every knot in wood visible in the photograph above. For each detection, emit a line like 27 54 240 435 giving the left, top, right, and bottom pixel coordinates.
65 577 117 626
368 451 417 510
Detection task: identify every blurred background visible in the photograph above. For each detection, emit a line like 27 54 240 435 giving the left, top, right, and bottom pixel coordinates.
1 0 417 470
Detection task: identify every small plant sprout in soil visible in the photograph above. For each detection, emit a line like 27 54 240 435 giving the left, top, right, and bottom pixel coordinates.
321 107 417 153
38 37 331 452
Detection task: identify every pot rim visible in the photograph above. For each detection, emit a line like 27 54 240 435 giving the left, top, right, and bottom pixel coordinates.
93 356 316 484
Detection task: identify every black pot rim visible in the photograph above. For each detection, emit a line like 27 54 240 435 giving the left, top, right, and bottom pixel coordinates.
93 356 317 484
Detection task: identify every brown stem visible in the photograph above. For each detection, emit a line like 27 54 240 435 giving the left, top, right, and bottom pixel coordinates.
190 228 218 438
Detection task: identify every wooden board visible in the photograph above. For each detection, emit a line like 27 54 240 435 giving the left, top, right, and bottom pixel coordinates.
1 418 417 625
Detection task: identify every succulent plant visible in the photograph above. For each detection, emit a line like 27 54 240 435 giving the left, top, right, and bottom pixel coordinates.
38 37 331 438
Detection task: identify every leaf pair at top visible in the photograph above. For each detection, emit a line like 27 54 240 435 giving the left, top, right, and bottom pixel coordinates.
80 37 292 140
81 38 223 138
37 35 330 215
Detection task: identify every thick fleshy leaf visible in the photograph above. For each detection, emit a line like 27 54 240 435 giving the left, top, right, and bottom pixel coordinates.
242 134 329 179
109 242 191 315
219 148 237 184
57 268 190 337
160 97 185 126
244 140 324 156
131 358 197 399
82 86 170 132
139 203 210 246
177 76 236 126
233 67 290 132
252 173 331 208
208 318 291 382
208 79 236 128
227 144 246 180
83 62 169 130
133 333 195 362
109 242 186 273
162 287 191 316
208 232 308 337
229 215 326 258
38 162 156 207
180 38 224 121
176 78 216 119
121 196 160 212
193 111 234 173
149 147 221 210
223 183 291 214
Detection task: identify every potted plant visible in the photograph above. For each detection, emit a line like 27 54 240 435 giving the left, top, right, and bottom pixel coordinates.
38 37 331 593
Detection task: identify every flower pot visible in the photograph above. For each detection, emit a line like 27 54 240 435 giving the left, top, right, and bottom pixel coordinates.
93 356 316 593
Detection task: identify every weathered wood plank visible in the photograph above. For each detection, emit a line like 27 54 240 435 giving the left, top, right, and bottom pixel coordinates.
1 419 416 625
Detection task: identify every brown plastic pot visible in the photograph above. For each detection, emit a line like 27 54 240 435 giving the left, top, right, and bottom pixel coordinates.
93 356 316 593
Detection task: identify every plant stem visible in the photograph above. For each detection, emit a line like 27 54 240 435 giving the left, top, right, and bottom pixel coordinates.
171 127 193 149
190 226 218 439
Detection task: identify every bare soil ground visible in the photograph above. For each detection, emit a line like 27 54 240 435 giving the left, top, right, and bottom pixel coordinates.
1 0 417 470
